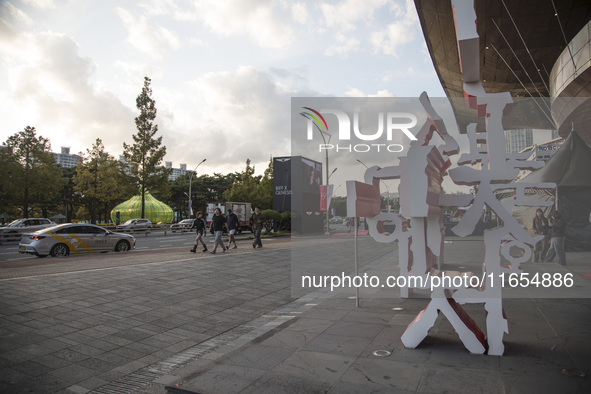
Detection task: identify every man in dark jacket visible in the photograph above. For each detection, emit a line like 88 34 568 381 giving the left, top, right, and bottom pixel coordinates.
251 206 265 248
545 210 566 265
189 211 208 253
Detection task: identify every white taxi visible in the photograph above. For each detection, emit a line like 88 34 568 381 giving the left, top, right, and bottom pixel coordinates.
18 223 136 257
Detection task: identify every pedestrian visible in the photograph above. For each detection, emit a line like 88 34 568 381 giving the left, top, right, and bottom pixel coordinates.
189 211 208 253
531 208 549 262
251 206 265 248
545 210 566 265
226 209 239 249
346 217 352 235
209 208 228 254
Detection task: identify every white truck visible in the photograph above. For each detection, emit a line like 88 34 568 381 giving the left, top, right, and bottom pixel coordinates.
206 202 253 233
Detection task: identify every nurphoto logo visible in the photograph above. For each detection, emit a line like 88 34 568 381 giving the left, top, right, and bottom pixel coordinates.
300 106 417 153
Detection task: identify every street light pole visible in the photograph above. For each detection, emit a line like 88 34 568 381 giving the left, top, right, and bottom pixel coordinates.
314 129 334 235
326 167 337 235
188 159 206 219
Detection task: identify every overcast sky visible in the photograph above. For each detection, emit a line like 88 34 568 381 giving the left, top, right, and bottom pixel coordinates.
0 0 448 187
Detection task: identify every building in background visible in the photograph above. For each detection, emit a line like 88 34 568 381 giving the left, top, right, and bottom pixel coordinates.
505 129 533 154
53 147 81 168
165 162 187 180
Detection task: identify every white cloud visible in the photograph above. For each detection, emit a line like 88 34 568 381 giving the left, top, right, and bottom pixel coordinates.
190 0 294 49
189 37 205 46
0 29 135 156
370 0 419 56
20 0 55 9
116 7 180 59
320 0 388 30
114 61 163 81
0 2 33 42
324 32 360 56
164 66 294 171
291 2 308 24
344 88 396 97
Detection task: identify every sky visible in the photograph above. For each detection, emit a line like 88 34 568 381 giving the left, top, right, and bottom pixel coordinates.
0 0 449 193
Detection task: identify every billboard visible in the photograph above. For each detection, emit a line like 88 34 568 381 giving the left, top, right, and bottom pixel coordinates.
273 157 292 212
273 156 323 233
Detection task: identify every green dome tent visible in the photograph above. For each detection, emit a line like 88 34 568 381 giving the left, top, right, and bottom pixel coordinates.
111 192 173 224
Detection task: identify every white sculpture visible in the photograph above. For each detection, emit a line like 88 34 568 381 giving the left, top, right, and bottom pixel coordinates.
346 0 555 355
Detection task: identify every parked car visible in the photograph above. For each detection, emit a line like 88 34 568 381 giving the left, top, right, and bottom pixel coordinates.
0 218 56 242
116 219 152 232
171 219 195 232
18 223 135 257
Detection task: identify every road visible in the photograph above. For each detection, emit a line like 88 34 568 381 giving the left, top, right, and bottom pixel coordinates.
0 224 351 265
0 230 259 264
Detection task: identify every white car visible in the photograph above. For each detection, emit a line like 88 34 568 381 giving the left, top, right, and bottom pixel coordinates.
171 219 195 232
19 223 136 257
116 218 152 232
1 218 56 241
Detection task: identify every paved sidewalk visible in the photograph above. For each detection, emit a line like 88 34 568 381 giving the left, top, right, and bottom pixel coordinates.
161 238 591 394
0 236 392 393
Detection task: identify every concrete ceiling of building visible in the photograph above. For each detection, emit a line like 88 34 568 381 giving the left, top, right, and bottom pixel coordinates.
415 0 591 137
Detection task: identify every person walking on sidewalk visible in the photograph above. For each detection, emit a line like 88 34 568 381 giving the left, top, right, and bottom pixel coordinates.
545 210 567 265
226 209 239 249
210 208 228 254
251 206 265 248
189 211 208 253
531 208 549 262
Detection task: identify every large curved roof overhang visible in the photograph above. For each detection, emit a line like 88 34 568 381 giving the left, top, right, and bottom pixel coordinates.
415 0 591 141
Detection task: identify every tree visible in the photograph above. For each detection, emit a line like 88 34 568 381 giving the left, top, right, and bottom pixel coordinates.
223 158 273 209
2 126 64 217
55 166 78 223
123 76 170 218
165 172 239 221
74 139 135 224
254 157 274 209
223 159 259 203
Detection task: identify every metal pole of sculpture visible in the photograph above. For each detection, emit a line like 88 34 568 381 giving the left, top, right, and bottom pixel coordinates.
354 217 359 307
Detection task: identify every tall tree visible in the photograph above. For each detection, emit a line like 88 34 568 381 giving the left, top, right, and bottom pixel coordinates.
2 126 64 217
223 159 260 203
74 139 134 224
255 157 274 209
223 158 273 209
56 166 79 222
123 76 170 218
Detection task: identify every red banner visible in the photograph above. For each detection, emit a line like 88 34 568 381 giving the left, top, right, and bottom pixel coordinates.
320 185 327 211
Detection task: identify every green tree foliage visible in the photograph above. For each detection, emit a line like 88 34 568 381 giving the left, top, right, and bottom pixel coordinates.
330 196 347 217
256 157 273 209
168 172 238 219
74 139 135 224
123 76 170 218
55 166 78 222
223 158 273 209
2 126 64 217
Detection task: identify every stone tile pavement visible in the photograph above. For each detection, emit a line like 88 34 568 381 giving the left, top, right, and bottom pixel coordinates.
160 238 591 394
0 236 392 393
